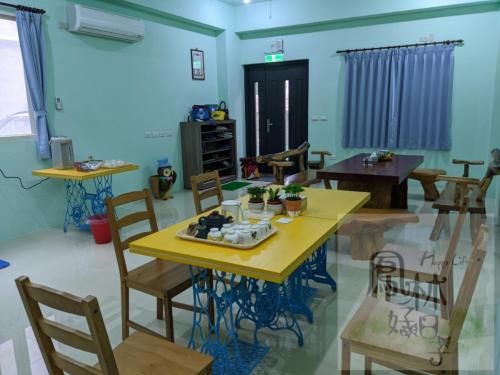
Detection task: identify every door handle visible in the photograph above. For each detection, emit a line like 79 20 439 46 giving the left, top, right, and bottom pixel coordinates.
266 119 273 133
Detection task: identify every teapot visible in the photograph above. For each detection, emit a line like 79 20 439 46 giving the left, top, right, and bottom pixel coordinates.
199 211 231 230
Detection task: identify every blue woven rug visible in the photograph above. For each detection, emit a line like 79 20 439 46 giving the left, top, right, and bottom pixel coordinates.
0 260 10 269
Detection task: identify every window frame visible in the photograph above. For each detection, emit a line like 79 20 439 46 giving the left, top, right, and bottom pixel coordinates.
0 13 36 140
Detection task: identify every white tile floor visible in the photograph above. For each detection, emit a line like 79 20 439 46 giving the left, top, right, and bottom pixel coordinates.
0 183 498 374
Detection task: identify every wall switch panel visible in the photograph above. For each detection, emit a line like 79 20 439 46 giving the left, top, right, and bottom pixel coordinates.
55 97 63 110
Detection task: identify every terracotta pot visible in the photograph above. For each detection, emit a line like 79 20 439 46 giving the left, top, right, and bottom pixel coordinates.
248 201 265 211
267 200 283 215
285 199 302 217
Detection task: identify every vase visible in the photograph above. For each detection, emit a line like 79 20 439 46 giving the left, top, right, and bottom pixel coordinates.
285 199 302 217
248 201 265 211
267 201 283 215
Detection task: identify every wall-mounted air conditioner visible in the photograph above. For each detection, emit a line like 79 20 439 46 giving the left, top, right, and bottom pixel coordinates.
67 4 145 43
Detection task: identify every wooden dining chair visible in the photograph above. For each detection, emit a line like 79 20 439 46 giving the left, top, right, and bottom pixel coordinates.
342 224 488 374
15 276 212 375
372 185 470 320
190 171 224 215
106 189 207 342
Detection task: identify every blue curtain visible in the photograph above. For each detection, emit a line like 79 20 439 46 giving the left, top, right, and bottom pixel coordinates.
16 10 51 159
342 44 454 151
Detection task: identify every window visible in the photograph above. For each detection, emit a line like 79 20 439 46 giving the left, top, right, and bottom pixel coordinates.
0 16 33 138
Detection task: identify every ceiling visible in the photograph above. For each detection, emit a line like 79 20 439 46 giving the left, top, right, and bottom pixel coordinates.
217 0 269 6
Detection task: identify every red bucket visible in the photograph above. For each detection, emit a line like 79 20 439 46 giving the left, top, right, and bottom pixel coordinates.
88 215 112 244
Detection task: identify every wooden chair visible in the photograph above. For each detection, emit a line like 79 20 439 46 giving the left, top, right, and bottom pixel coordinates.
190 171 224 215
15 276 212 375
430 158 499 241
372 186 470 320
106 189 208 342
284 169 321 187
308 150 332 170
341 224 488 374
339 208 419 261
256 141 310 184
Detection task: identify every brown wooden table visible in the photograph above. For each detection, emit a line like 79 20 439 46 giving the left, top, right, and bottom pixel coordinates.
316 153 424 209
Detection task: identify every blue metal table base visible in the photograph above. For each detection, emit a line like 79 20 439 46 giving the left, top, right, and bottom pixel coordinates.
63 175 113 232
188 268 269 375
234 268 305 346
303 241 337 292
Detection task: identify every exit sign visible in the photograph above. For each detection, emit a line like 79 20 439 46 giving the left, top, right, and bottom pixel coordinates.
265 53 284 63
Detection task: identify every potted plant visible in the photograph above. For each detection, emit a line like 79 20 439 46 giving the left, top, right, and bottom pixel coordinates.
267 187 283 215
247 186 267 211
283 183 305 217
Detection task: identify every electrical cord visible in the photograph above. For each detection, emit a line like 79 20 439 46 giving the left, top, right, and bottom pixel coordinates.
0 167 49 190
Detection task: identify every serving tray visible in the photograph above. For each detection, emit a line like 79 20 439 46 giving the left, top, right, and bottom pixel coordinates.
176 226 278 250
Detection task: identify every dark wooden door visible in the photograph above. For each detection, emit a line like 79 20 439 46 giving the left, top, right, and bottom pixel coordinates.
245 60 309 173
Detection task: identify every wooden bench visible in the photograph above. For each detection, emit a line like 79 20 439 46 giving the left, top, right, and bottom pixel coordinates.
409 168 447 201
338 208 419 261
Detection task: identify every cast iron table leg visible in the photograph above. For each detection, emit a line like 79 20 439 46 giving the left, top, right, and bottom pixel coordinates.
235 267 306 344
188 268 269 375
63 179 91 232
303 241 337 292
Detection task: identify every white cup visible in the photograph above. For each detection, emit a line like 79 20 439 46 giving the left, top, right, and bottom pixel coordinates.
238 230 253 245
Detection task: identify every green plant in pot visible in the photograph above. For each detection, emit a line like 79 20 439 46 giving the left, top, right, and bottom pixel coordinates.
267 187 283 215
283 183 304 217
247 186 267 211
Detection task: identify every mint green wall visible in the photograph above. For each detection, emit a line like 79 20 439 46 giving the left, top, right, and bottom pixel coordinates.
0 0 221 241
233 0 495 31
1 0 499 242
237 11 498 183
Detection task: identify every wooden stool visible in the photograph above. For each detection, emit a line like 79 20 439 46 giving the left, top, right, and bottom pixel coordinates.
338 209 419 261
409 168 447 201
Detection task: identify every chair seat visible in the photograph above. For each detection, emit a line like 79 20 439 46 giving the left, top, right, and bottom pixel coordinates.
342 296 450 364
433 182 485 213
99 332 212 375
373 244 442 282
126 259 193 297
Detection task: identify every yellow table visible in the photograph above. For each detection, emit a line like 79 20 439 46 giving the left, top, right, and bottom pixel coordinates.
130 189 369 374
240 185 369 221
32 164 138 180
131 189 368 283
33 165 139 231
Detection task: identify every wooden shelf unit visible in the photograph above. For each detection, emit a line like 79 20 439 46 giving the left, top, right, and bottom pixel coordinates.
180 120 237 189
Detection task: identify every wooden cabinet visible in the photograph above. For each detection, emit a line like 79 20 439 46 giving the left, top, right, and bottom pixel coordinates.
180 120 237 189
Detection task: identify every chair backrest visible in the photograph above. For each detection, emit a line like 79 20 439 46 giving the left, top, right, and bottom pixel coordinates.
190 171 224 215
438 187 471 280
15 276 118 375
448 224 488 350
106 189 158 279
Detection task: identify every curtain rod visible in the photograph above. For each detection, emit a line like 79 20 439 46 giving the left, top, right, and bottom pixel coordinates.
0 1 45 14
336 39 464 54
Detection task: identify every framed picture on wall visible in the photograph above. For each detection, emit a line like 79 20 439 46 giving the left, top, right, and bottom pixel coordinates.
191 49 205 80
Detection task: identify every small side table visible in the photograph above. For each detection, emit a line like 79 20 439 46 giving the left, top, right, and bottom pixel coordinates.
32 165 139 232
